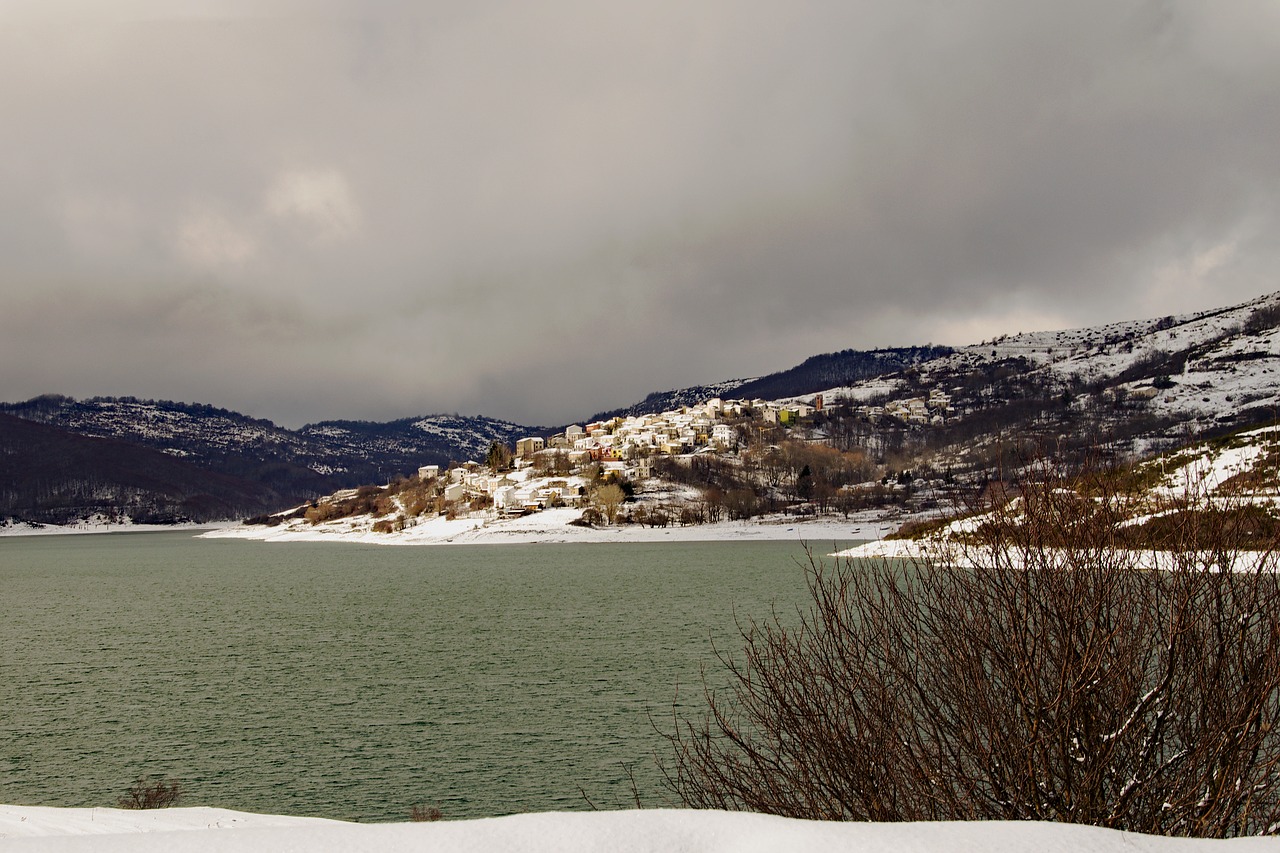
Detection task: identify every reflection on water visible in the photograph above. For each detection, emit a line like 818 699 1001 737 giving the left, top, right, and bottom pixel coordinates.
0 533 831 821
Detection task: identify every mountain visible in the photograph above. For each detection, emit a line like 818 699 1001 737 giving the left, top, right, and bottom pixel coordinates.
297 414 549 478
0 396 543 524
0 413 279 524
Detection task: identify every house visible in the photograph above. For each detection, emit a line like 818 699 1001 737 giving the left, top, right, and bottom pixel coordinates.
443 482 466 503
516 437 546 457
417 464 440 481
492 485 519 513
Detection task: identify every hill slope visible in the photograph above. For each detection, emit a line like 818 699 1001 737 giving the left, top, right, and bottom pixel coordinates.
0 413 280 524
799 290 1280 471
588 345 952 421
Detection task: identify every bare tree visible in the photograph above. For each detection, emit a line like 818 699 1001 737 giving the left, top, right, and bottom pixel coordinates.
594 483 626 525
117 776 182 809
664 460 1280 837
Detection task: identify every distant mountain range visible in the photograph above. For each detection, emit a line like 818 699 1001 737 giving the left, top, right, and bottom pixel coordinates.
0 398 540 524
4 290 1280 526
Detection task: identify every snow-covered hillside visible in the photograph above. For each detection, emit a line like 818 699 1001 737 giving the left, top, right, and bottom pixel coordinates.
841 422 1280 562
795 290 1280 464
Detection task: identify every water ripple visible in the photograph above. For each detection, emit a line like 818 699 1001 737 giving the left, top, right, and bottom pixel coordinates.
0 535 816 820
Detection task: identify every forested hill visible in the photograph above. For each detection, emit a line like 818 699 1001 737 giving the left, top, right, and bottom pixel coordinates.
728 346 954 401
0 413 278 524
588 345 953 421
0 397 541 525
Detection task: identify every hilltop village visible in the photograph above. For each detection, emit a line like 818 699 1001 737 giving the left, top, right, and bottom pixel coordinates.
254 389 963 539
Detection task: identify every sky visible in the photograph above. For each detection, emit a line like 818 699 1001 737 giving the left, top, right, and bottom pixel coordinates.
2 1 1278 428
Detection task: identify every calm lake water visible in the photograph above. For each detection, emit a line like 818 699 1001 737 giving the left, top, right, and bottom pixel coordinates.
0 533 838 821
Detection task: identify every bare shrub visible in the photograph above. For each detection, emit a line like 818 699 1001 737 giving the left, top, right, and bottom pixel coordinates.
664 461 1280 837
117 776 182 809
410 803 443 822
576 507 604 527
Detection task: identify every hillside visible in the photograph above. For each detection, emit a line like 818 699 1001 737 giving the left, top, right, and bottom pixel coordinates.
298 414 541 478
0 413 280 524
840 420 1280 562
587 345 953 421
0 396 543 522
7 290 1280 528
797 290 1280 472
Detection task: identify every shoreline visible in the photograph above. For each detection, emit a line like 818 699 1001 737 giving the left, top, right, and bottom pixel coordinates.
196 506 918 547
1 508 938 549
0 520 232 539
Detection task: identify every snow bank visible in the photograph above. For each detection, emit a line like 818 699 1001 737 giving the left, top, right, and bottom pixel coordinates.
200 508 904 547
0 518 228 538
3 807 1278 853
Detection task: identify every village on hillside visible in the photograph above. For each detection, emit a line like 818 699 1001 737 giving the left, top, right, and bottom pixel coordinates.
425 392 959 520
252 289 1280 542
254 390 960 538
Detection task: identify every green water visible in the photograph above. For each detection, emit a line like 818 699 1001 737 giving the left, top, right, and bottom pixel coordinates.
0 533 833 821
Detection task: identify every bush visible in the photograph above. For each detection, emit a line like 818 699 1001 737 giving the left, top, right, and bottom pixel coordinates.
664 463 1280 837
410 803 443 821
118 776 182 809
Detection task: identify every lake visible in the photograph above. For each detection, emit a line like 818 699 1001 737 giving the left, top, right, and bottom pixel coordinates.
0 533 838 821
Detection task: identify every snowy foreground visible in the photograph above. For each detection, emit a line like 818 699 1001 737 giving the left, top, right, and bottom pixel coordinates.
4 807 1280 853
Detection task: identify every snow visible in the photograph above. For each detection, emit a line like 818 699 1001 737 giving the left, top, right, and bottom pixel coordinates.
808 290 1280 432
0 517 230 538
200 507 899 546
0 806 341 839
1149 425 1280 499
3 806 1279 853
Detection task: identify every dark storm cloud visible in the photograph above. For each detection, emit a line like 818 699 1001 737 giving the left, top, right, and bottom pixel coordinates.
2 1 1278 426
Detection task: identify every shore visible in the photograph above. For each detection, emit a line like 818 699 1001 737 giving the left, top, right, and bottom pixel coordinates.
0 518 232 538
196 506 918 547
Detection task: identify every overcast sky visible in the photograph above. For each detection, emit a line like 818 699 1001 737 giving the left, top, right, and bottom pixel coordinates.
2 1 1278 427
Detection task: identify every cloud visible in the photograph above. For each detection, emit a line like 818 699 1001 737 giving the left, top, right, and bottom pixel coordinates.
0 1 1278 426
265 168 361 243
176 207 257 269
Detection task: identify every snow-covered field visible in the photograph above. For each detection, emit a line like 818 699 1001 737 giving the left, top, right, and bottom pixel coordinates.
4 806 1279 852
